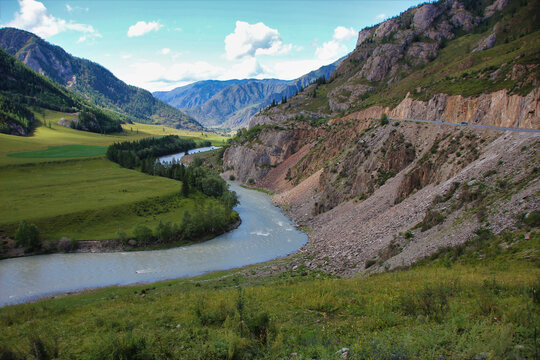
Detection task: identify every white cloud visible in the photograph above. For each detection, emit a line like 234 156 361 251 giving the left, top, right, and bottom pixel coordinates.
66 4 88 12
76 32 101 43
315 25 356 61
272 59 330 80
160 48 171 55
219 57 268 80
333 26 356 42
4 0 99 39
127 21 162 37
224 21 291 60
375 13 388 22
122 54 132 59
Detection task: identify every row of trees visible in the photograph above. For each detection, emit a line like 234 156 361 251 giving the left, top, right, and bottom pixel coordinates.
106 135 207 169
131 202 237 247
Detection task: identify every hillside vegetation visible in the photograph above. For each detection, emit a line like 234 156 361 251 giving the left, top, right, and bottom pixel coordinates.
0 49 122 135
0 28 203 131
0 116 231 256
0 226 538 359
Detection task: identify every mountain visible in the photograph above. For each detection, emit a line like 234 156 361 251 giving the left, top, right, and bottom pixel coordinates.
0 48 122 135
153 61 340 129
0 27 203 131
222 0 540 275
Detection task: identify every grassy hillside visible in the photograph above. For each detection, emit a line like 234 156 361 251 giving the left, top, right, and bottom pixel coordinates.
0 228 537 359
0 49 123 135
0 28 203 131
0 114 231 243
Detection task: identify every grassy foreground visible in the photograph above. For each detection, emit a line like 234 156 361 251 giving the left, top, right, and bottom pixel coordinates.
0 230 538 359
0 109 232 243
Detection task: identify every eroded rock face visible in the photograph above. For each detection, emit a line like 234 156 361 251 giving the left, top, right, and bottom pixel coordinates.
473 33 496 52
413 4 444 31
356 28 372 47
390 88 540 129
223 130 302 183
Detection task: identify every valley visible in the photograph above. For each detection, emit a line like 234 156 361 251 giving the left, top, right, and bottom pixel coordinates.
0 0 539 358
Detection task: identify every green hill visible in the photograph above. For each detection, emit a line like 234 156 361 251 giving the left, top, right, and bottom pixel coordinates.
0 48 122 135
0 27 203 131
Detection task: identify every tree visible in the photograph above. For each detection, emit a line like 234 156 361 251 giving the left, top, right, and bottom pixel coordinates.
15 220 40 250
133 224 153 246
380 113 389 125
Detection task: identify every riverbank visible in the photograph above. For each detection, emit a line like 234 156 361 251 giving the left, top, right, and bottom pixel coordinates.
1 231 537 358
0 218 242 260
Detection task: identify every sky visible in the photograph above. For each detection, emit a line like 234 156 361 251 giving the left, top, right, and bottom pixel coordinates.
0 0 427 92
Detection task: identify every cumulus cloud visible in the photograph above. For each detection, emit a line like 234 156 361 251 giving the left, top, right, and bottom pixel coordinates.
160 48 171 55
4 0 99 40
315 25 356 61
220 57 268 79
332 26 356 42
127 21 162 37
224 21 291 60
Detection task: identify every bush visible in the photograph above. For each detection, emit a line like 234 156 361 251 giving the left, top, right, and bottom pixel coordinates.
229 174 236 181
379 113 389 126
524 211 540 227
15 220 40 250
247 178 255 185
57 237 78 253
133 224 153 246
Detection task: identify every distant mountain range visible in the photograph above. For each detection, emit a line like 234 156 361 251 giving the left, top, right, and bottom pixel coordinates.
153 62 340 129
0 27 202 131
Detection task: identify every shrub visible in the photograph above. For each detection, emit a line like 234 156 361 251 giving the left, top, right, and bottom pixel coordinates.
379 113 389 126
15 220 40 250
58 237 78 253
524 211 540 227
133 224 153 246
229 174 236 181
247 178 255 185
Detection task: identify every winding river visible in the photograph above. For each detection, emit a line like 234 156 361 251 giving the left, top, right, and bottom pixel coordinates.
0 149 308 306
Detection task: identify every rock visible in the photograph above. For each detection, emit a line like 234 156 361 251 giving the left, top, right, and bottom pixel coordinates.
356 29 372 47
473 33 496 52
128 239 138 247
413 4 443 31
485 0 509 18
374 19 400 39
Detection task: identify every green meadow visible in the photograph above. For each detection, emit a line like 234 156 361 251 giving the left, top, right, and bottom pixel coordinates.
0 109 230 241
0 230 538 359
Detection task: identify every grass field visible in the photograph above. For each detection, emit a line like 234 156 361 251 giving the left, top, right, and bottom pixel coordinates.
0 109 232 241
0 230 537 359
0 109 229 165
8 144 107 158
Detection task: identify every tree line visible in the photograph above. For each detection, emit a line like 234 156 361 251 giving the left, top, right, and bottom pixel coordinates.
106 135 210 169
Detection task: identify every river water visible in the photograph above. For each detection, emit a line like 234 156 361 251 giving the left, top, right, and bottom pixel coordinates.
0 150 307 306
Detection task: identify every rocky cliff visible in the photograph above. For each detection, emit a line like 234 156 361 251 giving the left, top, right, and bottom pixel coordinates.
222 0 540 276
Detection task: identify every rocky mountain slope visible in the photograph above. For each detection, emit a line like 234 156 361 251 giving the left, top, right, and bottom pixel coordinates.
153 62 339 129
0 48 122 135
0 28 202 131
222 0 540 275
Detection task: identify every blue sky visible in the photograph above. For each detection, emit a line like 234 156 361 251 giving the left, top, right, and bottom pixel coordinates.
1 0 427 92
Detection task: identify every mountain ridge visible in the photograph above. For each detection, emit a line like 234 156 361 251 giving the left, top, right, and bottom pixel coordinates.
0 27 203 131
153 60 341 129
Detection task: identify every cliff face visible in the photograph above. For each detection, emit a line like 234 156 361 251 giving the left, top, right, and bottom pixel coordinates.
223 0 540 276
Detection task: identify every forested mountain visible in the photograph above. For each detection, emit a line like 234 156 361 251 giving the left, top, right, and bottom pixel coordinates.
153 61 340 129
0 28 203 131
0 48 122 135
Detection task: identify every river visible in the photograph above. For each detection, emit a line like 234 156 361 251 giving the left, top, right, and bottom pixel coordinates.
0 149 307 306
